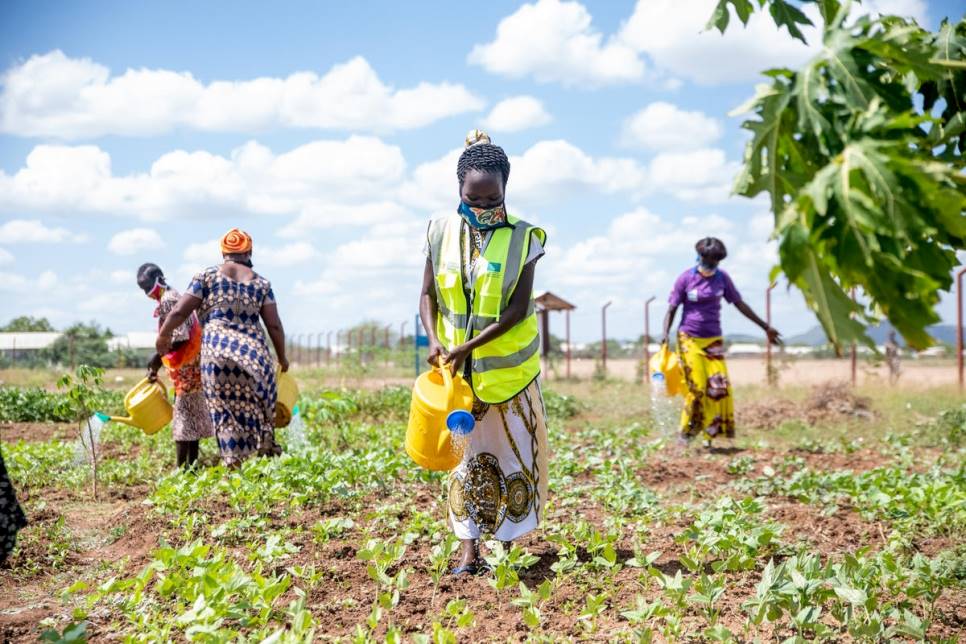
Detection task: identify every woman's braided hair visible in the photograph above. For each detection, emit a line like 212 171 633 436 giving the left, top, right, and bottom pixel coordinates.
457 129 510 186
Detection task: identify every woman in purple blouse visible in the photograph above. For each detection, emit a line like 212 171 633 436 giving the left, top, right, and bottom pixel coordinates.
661 238 781 447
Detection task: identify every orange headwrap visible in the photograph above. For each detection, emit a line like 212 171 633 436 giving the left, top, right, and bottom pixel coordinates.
220 228 252 255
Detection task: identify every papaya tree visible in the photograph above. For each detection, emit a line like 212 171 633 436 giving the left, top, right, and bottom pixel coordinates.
708 0 965 349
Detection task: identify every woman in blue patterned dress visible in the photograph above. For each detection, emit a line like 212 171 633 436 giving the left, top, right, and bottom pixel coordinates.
156 228 289 467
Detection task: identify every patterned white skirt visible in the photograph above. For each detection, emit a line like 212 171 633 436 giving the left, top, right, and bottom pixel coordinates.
447 380 549 541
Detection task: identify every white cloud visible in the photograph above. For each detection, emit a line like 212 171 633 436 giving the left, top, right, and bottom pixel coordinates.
401 140 650 212
622 102 722 150
259 242 318 268
0 248 13 266
0 51 485 139
865 0 927 22
183 238 221 266
0 137 406 221
292 220 426 323
482 96 552 132
538 208 779 328
398 148 463 213
468 0 645 86
618 0 820 85
109 270 131 284
646 148 738 202
511 140 648 205
0 269 57 293
107 227 164 255
277 201 416 238
0 218 81 243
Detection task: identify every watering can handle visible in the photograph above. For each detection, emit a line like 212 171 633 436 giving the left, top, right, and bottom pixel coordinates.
135 376 167 396
436 356 457 411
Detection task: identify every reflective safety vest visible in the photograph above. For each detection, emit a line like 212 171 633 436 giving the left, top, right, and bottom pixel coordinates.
427 214 546 404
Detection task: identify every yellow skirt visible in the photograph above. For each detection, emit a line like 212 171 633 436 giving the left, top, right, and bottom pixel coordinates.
677 333 735 440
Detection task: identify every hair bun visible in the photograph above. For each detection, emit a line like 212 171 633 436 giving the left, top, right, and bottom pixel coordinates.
464 129 492 148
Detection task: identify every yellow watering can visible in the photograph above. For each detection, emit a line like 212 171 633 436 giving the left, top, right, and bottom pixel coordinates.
649 343 685 397
406 359 475 471
104 377 173 434
275 369 299 428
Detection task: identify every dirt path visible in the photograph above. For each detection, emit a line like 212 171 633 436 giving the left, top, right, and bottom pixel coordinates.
545 357 959 387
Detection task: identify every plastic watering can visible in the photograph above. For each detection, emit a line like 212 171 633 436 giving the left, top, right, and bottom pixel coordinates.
649 344 685 397
406 359 475 471
102 377 172 434
275 369 299 428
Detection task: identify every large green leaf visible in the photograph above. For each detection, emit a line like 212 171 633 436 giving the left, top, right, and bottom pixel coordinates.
722 3 965 350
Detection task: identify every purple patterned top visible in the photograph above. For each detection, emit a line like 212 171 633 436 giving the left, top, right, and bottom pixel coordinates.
668 268 742 338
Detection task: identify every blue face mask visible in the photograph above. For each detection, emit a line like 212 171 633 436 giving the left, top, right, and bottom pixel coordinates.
458 201 509 231
696 256 717 276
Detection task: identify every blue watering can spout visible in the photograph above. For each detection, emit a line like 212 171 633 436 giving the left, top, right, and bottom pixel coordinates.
446 409 475 435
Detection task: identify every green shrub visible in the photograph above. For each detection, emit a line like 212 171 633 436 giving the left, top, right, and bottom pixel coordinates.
0 386 123 422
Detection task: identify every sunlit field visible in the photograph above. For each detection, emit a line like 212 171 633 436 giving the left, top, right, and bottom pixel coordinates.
1 366 962 642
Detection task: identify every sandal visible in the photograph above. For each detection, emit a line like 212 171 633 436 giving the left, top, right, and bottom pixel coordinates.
450 563 477 576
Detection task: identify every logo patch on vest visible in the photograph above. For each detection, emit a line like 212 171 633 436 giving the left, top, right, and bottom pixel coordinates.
487 261 502 272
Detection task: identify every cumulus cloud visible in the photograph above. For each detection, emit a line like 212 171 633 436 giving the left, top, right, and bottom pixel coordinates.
0 137 406 221
482 96 552 132
107 227 164 255
277 201 417 239
622 102 722 150
0 248 12 266
0 269 57 293
645 148 739 202
0 51 485 139
292 219 427 324
183 238 221 267
468 0 645 86
401 140 650 212
0 218 81 243
539 208 779 329
259 242 318 268
472 0 923 87
617 0 819 85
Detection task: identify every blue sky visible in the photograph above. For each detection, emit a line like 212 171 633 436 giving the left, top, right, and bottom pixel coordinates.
0 0 961 342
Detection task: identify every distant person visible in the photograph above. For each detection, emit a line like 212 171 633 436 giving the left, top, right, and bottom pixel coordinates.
885 331 901 385
137 263 214 468
662 237 781 448
0 447 27 564
156 229 289 467
419 130 549 576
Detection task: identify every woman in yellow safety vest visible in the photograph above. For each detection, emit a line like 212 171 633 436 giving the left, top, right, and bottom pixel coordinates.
419 130 549 576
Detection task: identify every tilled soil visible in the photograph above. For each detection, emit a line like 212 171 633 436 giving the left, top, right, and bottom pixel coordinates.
0 424 962 641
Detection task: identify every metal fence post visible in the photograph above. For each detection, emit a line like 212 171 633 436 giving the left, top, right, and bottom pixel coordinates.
601 301 612 374
644 296 655 379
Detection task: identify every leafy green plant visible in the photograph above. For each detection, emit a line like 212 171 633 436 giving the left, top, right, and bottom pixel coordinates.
0 386 122 423
56 366 107 500
678 497 783 572
689 573 727 626
39 621 88 643
483 541 539 593
427 533 459 605
620 595 667 642
357 537 410 634
542 389 582 422
512 579 553 631
311 517 355 544
710 0 965 349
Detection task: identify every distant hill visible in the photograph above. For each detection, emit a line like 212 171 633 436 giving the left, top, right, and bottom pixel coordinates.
784 323 957 347
724 333 763 344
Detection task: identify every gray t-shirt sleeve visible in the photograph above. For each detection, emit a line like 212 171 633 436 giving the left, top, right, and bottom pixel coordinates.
525 232 545 266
